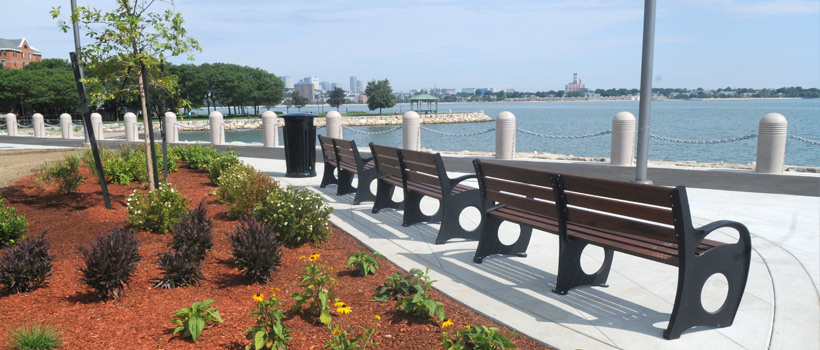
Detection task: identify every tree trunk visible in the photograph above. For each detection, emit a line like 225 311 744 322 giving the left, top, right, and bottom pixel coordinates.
138 69 156 191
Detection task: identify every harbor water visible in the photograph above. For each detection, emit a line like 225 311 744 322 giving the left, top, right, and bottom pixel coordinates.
183 99 819 167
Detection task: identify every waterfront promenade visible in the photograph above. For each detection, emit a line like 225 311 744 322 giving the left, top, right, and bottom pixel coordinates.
1 135 818 349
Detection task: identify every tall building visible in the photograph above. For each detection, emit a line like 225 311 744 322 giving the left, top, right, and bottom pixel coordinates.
349 76 357 92
294 82 315 101
357 80 365 94
565 73 586 93
283 76 293 89
320 81 333 91
0 38 42 69
302 76 320 91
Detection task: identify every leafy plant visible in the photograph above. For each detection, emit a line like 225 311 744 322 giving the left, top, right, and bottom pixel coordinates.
324 303 379 350
77 226 141 300
169 299 223 343
372 268 425 302
0 233 53 294
38 154 84 193
171 199 213 261
227 216 282 284
155 249 204 289
0 195 28 247
291 254 337 325
245 290 291 350
441 325 517 350
126 183 191 233
215 162 280 219
206 147 240 185
5 320 63 350
253 185 332 248
373 268 445 322
172 144 221 169
346 251 384 277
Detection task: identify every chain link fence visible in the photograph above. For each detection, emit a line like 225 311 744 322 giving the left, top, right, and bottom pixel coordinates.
341 124 402 135
517 128 612 139
650 133 757 144
420 126 495 137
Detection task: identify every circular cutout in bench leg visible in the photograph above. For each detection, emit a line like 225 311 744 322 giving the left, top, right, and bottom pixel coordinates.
701 273 730 313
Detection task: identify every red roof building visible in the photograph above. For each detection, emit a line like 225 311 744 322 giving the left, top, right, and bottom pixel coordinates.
0 38 43 69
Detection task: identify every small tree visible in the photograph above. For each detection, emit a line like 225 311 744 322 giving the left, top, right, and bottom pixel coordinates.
291 91 308 111
365 79 395 114
52 0 201 191
326 87 346 111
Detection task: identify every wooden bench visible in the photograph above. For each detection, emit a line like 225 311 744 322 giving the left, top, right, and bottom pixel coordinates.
552 173 751 339
317 135 338 189
471 159 562 263
330 137 377 204
398 148 484 244
368 143 405 213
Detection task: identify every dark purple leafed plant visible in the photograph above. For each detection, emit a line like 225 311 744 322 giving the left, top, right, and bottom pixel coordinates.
77 226 140 300
171 199 213 262
0 233 53 294
227 216 282 284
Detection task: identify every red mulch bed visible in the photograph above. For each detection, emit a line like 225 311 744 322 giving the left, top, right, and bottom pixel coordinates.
0 165 548 349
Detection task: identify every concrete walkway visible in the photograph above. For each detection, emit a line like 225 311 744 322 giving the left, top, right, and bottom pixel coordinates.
240 156 819 350
1 138 817 349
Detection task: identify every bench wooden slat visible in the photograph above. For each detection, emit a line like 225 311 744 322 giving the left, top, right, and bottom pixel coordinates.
491 206 559 233
405 170 441 188
565 191 674 225
485 190 556 218
561 173 674 207
479 162 554 187
484 177 554 201
567 207 677 244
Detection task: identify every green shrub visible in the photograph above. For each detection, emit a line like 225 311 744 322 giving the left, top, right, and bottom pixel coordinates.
171 199 213 261
85 144 178 185
0 195 28 247
0 233 53 294
227 216 282 284
126 183 191 233
206 148 240 185
252 185 332 248
346 251 384 276
77 226 141 300
372 268 425 302
172 144 220 169
5 320 63 350
170 299 223 343
215 163 280 219
441 325 517 349
39 155 84 193
374 268 446 322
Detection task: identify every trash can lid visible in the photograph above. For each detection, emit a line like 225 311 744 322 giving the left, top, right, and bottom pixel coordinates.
281 113 319 118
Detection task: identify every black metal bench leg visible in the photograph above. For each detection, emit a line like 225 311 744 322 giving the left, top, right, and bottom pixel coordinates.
336 169 356 196
664 244 751 339
353 170 377 205
402 191 437 227
473 216 533 263
435 190 484 244
319 164 338 188
372 181 403 213
553 239 615 295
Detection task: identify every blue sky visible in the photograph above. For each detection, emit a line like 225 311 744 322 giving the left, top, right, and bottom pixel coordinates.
6 0 819 92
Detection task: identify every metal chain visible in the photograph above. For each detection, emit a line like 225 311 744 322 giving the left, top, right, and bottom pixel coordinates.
71 122 84 127
43 121 60 127
223 123 262 132
650 133 757 144
790 134 820 145
420 125 495 137
517 128 612 139
341 124 403 135
102 123 122 130
175 122 210 131
16 122 33 128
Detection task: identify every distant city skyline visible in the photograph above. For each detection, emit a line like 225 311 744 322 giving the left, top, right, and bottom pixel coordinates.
5 1 818 92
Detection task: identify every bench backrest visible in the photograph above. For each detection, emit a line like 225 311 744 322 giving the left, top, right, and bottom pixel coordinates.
332 138 365 173
369 143 402 179
398 148 447 191
556 173 679 244
473 159 559 222
317 135 336 163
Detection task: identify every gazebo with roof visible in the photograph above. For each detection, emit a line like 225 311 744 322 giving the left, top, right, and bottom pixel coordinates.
409 94 439 114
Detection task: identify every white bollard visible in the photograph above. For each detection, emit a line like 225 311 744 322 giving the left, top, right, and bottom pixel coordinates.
60 113 72 139
610 111 636 166
402 111 420 150
90 112 104 140
164 112 178 143
756 113 787 174
32 113 45 138
261 111 278 147
209 111 224 146
495 111 516 159
325 110 343 138
124 112 137 142
5 113 17 136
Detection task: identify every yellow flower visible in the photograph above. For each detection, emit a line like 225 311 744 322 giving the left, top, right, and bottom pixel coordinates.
299 255 306 260
332 327 341 335
466 325 471 330
336 305 352 314
441 318 454 328
271 287 280 293
253 293 264 302
334 301 346 307
308 253 320 261
374 315 381 320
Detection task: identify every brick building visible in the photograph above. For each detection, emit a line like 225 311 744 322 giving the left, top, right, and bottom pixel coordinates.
0 38 43 69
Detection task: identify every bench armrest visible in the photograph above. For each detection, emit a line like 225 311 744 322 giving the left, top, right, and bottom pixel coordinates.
448 174 477 186
695 220 752 246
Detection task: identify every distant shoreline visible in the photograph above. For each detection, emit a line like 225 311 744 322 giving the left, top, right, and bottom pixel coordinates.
291 96 807 108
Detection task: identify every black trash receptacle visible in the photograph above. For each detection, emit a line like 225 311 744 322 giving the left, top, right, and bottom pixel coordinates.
281 113 318 177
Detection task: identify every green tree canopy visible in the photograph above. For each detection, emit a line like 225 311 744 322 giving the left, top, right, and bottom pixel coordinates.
364 79 395 114
291 91 308 111
327 87 346 110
